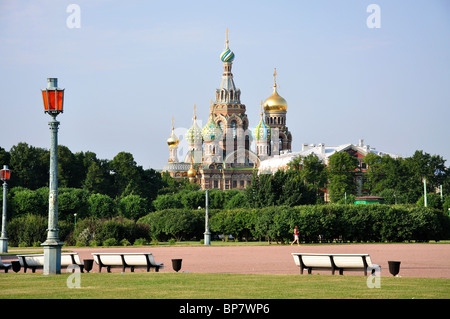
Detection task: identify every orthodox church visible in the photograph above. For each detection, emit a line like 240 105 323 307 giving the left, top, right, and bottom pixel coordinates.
164 30 292 190
164 31 398 193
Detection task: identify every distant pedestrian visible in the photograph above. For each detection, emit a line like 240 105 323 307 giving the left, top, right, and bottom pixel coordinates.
291 226 300 245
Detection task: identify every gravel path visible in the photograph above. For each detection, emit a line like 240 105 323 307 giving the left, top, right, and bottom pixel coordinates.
9 243 446 278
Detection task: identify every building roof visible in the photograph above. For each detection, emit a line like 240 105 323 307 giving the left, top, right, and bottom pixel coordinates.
258 140 400 174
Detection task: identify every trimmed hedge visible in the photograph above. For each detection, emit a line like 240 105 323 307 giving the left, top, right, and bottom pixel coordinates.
139 204 450 243
6 205 450 246
6 215 150 247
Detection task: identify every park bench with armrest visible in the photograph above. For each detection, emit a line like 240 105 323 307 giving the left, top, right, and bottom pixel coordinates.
291 253 380 276
0 257 12 273
91 252 164 273
16 253 84 273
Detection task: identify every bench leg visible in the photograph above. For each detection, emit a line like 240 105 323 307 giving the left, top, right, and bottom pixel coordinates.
107 266 111 273
307 268 312 275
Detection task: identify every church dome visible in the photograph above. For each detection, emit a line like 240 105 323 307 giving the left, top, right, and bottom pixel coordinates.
166 131 179 147
220 28 235 63
254 116 271 141
263 86 287 112
187 166 197 178
185 118 202 144
202 114 223 142
220 47 235 63
167 117 180 147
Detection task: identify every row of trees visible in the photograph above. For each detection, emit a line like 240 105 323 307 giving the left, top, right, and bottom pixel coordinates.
0 142 163 204
283 150 449 204
1 143 449 227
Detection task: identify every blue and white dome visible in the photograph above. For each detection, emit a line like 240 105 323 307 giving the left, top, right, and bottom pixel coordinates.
185 117 202 144
220 47 235 63
202 114 223 142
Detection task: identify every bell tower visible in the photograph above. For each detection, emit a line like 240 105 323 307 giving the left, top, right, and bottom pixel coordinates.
213 29 250 163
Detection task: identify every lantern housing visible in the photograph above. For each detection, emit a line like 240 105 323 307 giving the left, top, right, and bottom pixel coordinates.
0 165 10 181
42 78 64 115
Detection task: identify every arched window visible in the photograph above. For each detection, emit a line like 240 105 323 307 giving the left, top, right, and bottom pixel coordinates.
231 120 237 139
230 90 234 100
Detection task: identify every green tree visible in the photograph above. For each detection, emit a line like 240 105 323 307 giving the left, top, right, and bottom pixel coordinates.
119 194 148 220
83 159 114 196
88 193 116 218
10 188 45 217
0 147 10 168
58 188 90 222
327 151 358 202
9 142 49 189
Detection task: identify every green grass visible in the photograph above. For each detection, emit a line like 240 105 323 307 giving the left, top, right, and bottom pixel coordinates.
0 272 448 299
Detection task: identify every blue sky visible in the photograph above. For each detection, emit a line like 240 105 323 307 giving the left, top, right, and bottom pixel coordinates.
1 0 449 170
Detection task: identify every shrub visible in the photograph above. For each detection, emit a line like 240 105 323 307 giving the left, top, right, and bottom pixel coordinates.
7 214 47 246
120 238 131 246
103 238 118 246
133 238 147 246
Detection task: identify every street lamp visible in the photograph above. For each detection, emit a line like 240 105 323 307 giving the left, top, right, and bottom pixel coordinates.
0 165 11 253
41 78 65 275
422 177 427 207
204 190 211 245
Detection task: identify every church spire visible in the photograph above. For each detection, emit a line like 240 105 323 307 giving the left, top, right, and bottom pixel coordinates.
216 29 240 104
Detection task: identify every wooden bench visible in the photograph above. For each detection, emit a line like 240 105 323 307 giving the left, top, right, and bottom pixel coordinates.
16 253 85 273
92 253 164 273
0 257 12 273
292 253 380 276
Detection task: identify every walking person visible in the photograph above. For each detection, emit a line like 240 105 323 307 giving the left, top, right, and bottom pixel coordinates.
291 226 300 245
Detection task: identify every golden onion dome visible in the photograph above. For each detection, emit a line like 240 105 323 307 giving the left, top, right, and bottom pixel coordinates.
187 166 197 178
263 86 287 112
166 132 179 147
167 117 180 147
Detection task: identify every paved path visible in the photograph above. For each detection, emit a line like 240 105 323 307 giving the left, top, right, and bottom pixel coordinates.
43 243 450 278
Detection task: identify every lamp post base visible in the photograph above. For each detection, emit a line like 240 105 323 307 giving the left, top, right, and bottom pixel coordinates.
42 241 64 275
204 231 211 245
0 237 7 253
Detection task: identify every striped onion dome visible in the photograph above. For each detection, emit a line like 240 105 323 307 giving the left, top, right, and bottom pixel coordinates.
220 47 235 63
254 116 271 141
202 114 223 142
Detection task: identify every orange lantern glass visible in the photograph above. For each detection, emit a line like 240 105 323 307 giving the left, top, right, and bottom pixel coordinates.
42 78 64 115
0 166 10 181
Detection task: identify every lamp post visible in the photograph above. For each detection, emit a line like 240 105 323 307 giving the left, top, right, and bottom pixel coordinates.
204 190 211 245
422 177 427 207
0 165 11 253
41 78 65 275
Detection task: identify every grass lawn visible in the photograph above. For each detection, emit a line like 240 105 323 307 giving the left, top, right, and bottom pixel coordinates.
0 272 448 299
